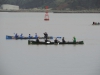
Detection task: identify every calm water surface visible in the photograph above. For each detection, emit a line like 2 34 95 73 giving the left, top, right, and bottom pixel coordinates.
0 12 100 75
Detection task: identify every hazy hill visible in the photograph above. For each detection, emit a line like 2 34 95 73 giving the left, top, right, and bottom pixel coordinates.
0 0 100 10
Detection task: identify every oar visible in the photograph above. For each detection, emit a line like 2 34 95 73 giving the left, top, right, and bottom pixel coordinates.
52 37 62 39
57 37 62 38
49 36 62 39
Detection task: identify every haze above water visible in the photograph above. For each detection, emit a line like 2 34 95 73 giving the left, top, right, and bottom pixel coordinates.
0 12 100 75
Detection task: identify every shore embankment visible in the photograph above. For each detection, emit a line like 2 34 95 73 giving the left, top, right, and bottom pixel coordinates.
0 9 100 13
53 11 100 13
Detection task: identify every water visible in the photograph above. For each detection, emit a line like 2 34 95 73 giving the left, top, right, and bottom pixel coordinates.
0 12 100 75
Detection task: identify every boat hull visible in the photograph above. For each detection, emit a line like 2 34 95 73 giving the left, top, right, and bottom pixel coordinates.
92 24 100 25
28 40 84 45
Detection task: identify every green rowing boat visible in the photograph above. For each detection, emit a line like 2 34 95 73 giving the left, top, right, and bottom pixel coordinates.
28 40 84 45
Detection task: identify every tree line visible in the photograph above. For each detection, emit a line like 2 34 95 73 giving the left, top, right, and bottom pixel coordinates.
0 0 100 10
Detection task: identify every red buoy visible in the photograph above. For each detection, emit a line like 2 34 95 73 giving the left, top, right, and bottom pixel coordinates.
44 6 49 21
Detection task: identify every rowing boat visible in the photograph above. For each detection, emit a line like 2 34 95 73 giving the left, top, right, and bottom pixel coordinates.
92 22 100 25
28 40 84 45
92 24 100 25
6 35 53 39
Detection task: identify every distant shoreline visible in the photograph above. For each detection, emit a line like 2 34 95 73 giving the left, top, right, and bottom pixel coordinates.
53 11 100 13
0 9 100 13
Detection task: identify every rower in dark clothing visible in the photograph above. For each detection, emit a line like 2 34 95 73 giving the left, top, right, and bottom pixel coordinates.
45 39 51 43
54 38 59 43
44 32 51 43
62 37 66 43
36 37 39 43
43 32 48 39
45 39 48 42
93 22 95 24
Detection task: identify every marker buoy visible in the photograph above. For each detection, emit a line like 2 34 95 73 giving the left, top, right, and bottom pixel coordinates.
44 6 49 21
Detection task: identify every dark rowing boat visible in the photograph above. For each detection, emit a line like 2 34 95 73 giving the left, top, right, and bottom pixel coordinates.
92 22 100 25
6 35 53 39
28 40 84 45
92 24 100 25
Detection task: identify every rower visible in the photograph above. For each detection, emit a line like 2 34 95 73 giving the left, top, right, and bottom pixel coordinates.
62 37 66 43
93 22 95 24
15 33 18 39
73 36 76 42
43 32 48 39
20 33 23 38
54 38 59 43
36 37 39 43
28 34 32 38
35 33 38 39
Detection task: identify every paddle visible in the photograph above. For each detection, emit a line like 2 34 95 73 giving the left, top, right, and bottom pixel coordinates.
57 37 62 38
52 37 62 39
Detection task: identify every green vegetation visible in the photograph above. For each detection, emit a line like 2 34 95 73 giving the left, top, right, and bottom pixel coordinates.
0 0 100 10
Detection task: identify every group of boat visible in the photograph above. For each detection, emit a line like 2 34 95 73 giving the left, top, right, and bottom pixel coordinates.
6 35 84 45
6 21 100 45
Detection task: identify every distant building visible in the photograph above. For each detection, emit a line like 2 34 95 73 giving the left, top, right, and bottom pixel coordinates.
1 4 19 10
